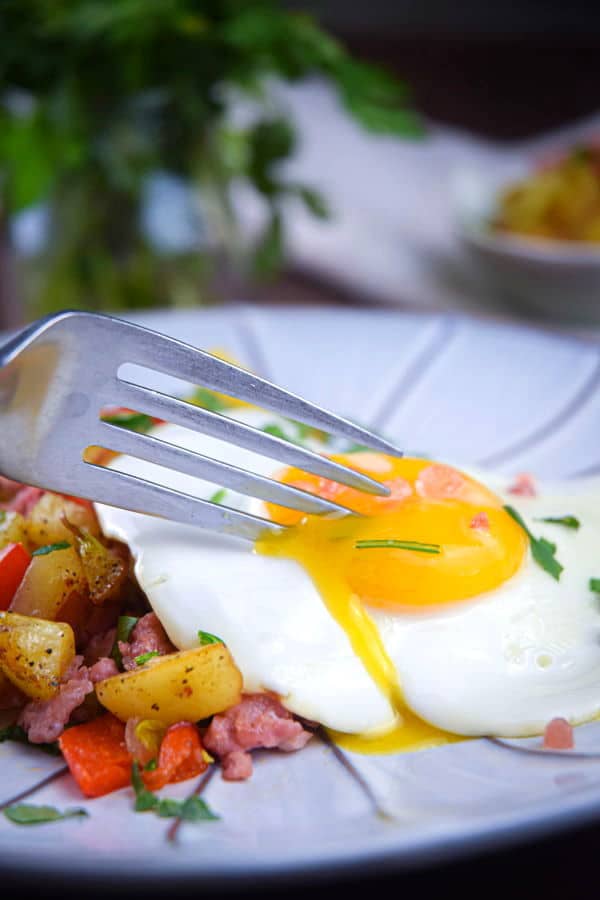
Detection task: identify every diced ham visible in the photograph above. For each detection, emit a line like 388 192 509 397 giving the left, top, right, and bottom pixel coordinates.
19 656 93 744
222 750 253 781
543 717 574 750
89 657 119 683
0 477 24 502
416 464 468 501
372 477 412 510
83 627 117 666
204 693 313 781
508 473 537 497
470 511 490 530
18 655 117 744
5 486 44 516
118 612 176 671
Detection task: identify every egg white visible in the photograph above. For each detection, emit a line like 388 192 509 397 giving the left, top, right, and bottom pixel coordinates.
95 409 600 738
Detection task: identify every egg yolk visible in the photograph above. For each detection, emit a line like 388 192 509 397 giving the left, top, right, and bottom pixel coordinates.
256 454 528 753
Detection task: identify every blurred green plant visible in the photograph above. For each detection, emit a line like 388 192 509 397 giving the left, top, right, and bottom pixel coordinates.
0 0 422 317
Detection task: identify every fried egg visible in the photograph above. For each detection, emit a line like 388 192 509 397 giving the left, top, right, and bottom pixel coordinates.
95 408 600 751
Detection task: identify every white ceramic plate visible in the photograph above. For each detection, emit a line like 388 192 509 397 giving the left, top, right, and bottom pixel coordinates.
2 305 600 885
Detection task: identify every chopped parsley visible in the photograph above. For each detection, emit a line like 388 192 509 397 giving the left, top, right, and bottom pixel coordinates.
355 539 441 554
131 763 218 822
101 411 156 433
3 804 88 825
197 630 222 646
110 616 138 670
135 651 160 666
144 758 158 772
590 578 600 594
189 388 229 413
209 489 227 505
536 515 580 530
31 541 71 557
504 505 564 581
0 510 6 525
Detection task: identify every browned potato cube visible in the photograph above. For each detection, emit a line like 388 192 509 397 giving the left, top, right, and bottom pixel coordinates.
10 547 89 627
96 644 242 725
0 612 75 701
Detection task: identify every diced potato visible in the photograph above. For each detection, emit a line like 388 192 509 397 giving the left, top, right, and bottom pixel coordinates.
25 492 100 548
0 512 31 552
0 612 75 701
95 644 242 725
10 547 89 629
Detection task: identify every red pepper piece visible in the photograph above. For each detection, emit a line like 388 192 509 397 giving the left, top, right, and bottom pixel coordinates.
0 543 31 611
58 714 132 798
143 721 208 791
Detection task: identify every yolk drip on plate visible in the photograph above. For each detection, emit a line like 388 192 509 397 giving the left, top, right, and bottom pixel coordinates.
256 454 528 753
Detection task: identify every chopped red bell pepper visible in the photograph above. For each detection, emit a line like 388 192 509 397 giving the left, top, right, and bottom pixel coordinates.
143 721 208 791
58 714 132 798
0 542 31 610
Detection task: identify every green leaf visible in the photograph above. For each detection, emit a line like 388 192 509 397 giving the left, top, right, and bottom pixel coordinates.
135 651 159 666
31 541 71 557
590 578 600 594
355 540 441 554
3 804 88 825
130 763 218 822
180 795 219 822
296 187 329 219
197 630 222 646
209 489 227 505
536 516 580 530
131 762 159 813
504 506 564 581
253 211 284 277
101 412 156 433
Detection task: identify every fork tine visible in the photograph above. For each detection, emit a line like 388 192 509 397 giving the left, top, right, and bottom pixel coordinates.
97 421 354 516
113 381 389 497
123 319 402 457
83 464 284 541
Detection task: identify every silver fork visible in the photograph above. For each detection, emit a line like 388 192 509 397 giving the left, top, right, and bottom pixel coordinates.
0 311 400 540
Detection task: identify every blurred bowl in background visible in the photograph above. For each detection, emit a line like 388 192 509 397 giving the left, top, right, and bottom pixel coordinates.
454 168 600 324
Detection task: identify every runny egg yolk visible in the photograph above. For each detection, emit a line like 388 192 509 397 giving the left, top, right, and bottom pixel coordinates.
256 454 528 753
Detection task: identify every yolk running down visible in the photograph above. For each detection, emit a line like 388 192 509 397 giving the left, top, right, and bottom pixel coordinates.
256 454 528 753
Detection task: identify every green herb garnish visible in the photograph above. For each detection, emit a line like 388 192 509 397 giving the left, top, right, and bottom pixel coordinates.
135 651 160 666
101 412 156 433
110 615 138 670
3 804 88 826
0 510 6 525
536 515 580 530
590 578 600 594
189 388 229 413
198 630 222 646
144 758 158 772
0 724 61 756
355 539 441 554
131 763 218 822
504 505 564 581
31 541 71 557
261 423 297 443
209 489 227 505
